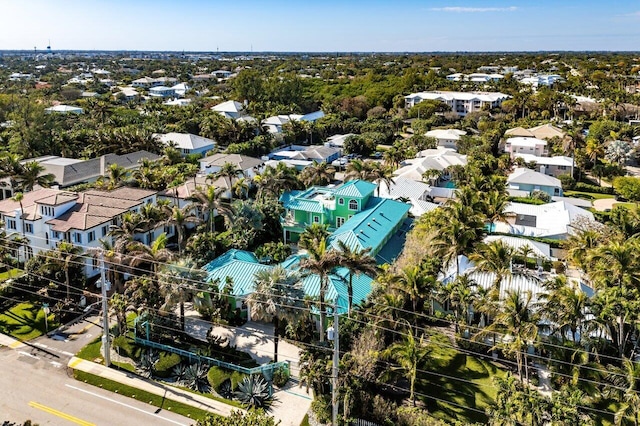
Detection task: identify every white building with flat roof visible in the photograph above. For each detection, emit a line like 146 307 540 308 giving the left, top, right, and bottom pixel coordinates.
404 91 510 116
505 137 548 157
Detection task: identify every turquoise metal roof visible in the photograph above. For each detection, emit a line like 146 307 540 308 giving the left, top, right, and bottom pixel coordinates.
334 180 377 198
328 197 410 255
202 250 374 313
202 249 259 272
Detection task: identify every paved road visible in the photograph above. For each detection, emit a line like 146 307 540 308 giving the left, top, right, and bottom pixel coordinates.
0 321 194 426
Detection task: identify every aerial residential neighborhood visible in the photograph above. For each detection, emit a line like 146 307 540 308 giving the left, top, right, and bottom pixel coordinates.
3 3 640 426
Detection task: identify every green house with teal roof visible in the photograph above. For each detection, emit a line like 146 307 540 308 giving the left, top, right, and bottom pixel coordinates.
280 180 411 262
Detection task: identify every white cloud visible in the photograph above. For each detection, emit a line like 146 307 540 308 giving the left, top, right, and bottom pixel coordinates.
430 6 518 13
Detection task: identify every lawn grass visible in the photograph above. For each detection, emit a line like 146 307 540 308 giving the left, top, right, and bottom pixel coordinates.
73 370 216 422
0 269 23 282
564 190 614 201
0 302 57 341
300 414 310 426
416 331 506 424
77 336 104 363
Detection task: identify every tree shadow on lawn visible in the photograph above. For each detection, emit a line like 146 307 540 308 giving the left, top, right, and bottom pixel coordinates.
415 352 503 424
0 305 48 338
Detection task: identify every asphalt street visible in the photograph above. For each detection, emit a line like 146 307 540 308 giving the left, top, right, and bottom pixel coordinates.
0 318 193 426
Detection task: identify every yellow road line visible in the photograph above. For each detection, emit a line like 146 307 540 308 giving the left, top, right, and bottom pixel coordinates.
28 401 96 426
68 357 83 368
9 341 23 349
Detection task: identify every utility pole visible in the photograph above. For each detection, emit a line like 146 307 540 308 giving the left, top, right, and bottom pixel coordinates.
327 305 339 425
100 254 111 367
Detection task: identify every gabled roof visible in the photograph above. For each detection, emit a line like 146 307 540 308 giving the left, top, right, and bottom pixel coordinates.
328 197 410 254
156 132 216 151
504 126 534 137
200 153 264 171
211 100 244 113
508 168 561 187
425 128 467 140
0 188 77 219
334 180 377 198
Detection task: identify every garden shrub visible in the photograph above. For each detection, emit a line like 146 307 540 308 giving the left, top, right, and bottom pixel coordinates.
207 366 248 393
154 353 182 378
271 365 289 387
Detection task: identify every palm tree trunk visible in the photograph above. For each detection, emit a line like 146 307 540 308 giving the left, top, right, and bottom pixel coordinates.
180 301 185 331
347 274 353 317
319 277 326 342
273 316 279 362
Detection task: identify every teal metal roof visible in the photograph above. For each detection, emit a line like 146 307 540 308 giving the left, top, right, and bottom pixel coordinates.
328 197 410 255
202 249 258 272
280 188 326 213
334 180 377 198
202 250 374 313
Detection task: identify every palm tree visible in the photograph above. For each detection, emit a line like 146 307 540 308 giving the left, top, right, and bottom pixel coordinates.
421 169 441 186
299 161 336 187
190 185 229 233
213 162 244 201
432 211 483 277
335 241 378 316
299 223 330 252
254 163 300 200
444 274 476 332
344 159 369 181
469 240 514 292
11 192 25 238
15 161 55 192
159 258 207 331
248 266 304 362
480 290 538 381
128 233 175 277
482 190 511 232
539 275 588 344
367 162 395 197
107 163 127 190
393 264 434 314
109 212 147 253
605 358 640 426
232 177 250 200
299 238 342 342
588 239 640 357
384 321 430 406
48 241 83 301
164 205 201 254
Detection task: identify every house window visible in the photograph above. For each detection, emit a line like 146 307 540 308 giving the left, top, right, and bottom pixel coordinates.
73 233 82 243
92 257 99 270
52 231 60 239
88 231 96 242
558 166 567 170
348 199 359 211
102 225 109 237
7 219 16 230
338 198 344 206
336 217 345 227
313 215 320 223
25 223 33 234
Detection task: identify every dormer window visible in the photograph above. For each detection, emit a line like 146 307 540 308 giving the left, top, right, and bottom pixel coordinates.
348 199 359 211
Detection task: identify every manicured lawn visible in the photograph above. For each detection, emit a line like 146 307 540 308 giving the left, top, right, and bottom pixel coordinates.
0 302 57 341
416 331 506 424
74 370 215 422
564 190 614 201
77 336 103 362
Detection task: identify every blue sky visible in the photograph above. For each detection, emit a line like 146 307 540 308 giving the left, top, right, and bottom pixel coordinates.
1 0 640 52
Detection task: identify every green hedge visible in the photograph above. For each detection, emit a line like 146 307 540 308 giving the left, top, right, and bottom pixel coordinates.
155 353 182 378
574 182 615 194
207 366 248 392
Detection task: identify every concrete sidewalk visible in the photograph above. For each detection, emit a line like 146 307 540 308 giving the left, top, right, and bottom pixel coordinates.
0 332 25 349
68 356 240 418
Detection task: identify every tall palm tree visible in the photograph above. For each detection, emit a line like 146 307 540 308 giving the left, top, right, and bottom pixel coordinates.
480 290 538 381
159 258 207 331
299 238 342 342
254 163 300 200
444 274 477 332
109 211 147 253
539 275 588 344
15 161 55 192
393 264 434 314
107 163 127 190
128 233 175 277
432 212 483 277
482 190 511 232
384 321 430 406
47 241 83 301
367 162 395 197
248 266 304 362
299 223 330 252
469 240 514 292
213 162 244 201
232 177 250 200
605 358 640 426
190 185 229 233
335 241 378 316
299 161 336 187
344 159 369 181
163 205 201 254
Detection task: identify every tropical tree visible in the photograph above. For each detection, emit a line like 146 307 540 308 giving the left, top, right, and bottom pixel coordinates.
443 274 476 332
128 232 175 277
393 264 435 314
384 322 430 406
482 190 511 232
299 238 341 342
299 161 336 187
159 258 207 330
190 185 229 233
163 205 201 254
539 275 588 343
299 223 330 252
14 161 55 192
212 162 244 201
109 211 147 252
47 241 83 301
367 162 395 196
248 266 304 362
335 241 378 316
604 359 640 426
480 290 539 381
469 240 515 292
